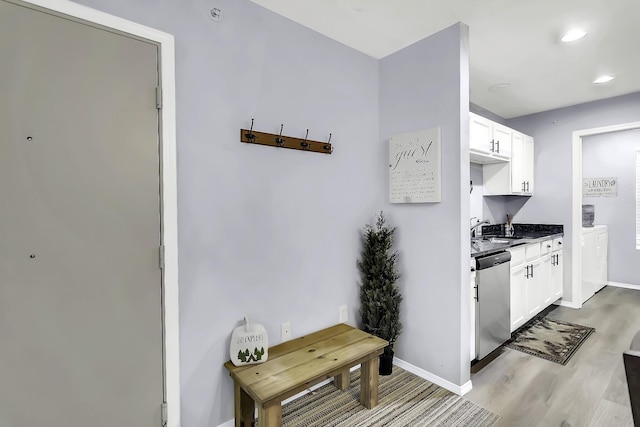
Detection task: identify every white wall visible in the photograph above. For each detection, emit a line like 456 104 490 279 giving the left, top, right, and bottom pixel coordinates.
70 0 381 425
583 129 640 285
507 92 640 304
379 22 471 387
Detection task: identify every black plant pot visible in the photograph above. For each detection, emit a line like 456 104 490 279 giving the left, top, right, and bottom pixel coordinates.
379 350 394 376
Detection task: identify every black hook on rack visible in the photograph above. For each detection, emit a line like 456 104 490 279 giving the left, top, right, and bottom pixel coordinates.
244 118 256 141
275 124 285 146
300 129 310 149
323 133 332 153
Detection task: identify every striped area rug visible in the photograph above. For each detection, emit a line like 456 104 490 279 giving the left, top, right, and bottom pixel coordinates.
281 367 500 426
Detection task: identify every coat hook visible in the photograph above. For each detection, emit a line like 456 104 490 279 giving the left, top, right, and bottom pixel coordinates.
323 133 332 153
275 124 285 145
300 129 310 149
244 118 256 140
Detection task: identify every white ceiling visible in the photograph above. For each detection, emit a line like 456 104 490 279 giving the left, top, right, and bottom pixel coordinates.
249 0 640 119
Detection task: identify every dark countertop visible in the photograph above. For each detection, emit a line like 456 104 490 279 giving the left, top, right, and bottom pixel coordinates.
471 223 564 258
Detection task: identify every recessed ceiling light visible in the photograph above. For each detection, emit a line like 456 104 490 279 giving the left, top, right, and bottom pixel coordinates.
561 29 587 43
593 75 614 84
489 83 511 92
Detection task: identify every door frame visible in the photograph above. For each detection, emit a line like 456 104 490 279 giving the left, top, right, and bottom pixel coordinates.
571 121 640 309
10 0 180 425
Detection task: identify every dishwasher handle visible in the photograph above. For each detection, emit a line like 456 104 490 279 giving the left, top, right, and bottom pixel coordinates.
476 251 511 270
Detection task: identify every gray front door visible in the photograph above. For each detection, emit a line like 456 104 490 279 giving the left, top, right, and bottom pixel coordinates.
0 1 164 426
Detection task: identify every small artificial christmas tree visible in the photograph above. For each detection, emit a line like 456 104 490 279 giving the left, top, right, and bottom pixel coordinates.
358 211 402 374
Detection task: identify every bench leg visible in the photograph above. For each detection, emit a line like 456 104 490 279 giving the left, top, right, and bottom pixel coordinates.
258 401 282 427
334 367 351 390
234 381 255 427
360 356 380 409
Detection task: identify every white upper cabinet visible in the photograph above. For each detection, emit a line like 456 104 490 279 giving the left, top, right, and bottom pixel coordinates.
473 113 535 196
469 113 511 163
492 124 512 159
510 133 534 195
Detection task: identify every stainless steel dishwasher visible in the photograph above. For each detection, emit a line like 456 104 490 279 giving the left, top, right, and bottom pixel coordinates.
474 251 511 360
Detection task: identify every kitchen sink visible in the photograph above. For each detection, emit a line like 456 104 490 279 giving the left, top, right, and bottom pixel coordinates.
471 235 530 246
486 238 511 244
479 235 526 242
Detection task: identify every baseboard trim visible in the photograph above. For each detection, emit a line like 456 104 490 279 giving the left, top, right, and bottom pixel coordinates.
607 281 640 291
392 358 472 396
556 299 581 309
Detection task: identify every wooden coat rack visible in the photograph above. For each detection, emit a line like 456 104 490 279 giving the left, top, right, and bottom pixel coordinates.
240 120 333 155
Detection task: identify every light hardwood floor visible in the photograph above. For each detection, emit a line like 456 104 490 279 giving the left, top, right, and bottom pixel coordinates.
466 286 640 427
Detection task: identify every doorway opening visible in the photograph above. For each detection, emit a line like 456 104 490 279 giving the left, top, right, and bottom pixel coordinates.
571 121 640 307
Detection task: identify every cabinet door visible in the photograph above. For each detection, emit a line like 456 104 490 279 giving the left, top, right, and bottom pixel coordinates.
581 230 596 304
492 123 512 160
511 132 526 193
510 264 527 332
552 250 563 299
523 135 534 194
526 259 541 316
540 254 553 307
511 133 534 194
595 230 608 291
470 114 493 154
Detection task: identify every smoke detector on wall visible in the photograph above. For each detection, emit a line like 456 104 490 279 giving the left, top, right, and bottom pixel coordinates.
209 8 221 21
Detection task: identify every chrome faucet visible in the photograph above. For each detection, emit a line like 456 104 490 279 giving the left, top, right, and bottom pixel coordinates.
470 219 490 238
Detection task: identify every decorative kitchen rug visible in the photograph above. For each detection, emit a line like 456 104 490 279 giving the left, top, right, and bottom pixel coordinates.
505 316 595 365
281 367 500 426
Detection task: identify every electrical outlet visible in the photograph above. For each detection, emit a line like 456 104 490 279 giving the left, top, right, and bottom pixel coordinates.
281 322 291 341
339 305 348 323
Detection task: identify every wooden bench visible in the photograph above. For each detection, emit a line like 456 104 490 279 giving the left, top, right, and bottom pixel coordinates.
224 323 388 427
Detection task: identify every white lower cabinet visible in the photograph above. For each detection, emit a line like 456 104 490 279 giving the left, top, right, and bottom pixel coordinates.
507 237 562 333
539 254 553 307
551 238 564 299
539 240 553 307
508 246 527 331
525 257 542 317
510 261 527 331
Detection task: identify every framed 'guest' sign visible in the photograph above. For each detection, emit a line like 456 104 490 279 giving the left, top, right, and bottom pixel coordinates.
389 127 441 203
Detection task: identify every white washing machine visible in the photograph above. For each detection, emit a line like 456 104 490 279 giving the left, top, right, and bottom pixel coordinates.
581 225 608 304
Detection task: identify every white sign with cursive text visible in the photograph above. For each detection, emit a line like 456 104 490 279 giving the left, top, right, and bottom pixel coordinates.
389 127 441 203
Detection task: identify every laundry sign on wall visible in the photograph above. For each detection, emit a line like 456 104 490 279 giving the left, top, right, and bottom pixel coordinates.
583 177 618 197
389 127 441 203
